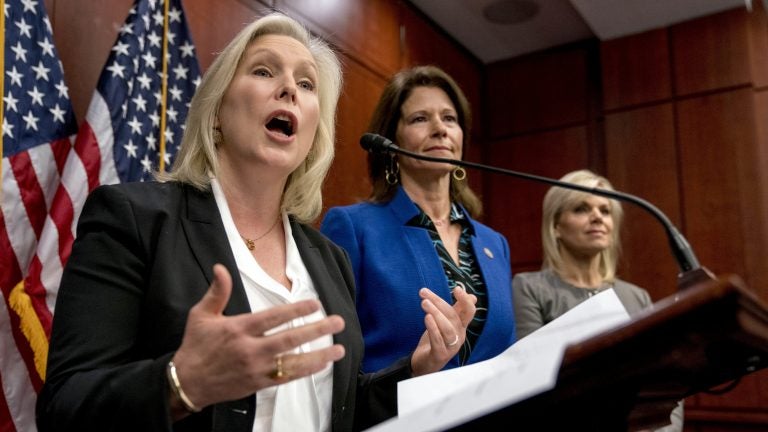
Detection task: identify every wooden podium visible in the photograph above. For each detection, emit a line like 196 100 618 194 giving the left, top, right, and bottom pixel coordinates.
450 273 768 431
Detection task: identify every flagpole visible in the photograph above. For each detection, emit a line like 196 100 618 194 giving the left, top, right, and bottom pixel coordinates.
158 0 170 172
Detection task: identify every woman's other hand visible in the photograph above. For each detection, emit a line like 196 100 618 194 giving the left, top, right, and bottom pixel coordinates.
410 287 476 376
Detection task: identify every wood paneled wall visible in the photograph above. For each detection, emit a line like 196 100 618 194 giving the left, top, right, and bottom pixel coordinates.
484 4 768 430
48 0 483 216
46 0 768 429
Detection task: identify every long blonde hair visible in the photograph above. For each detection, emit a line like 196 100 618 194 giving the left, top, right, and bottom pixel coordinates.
160 13 342 223
541 169 624 282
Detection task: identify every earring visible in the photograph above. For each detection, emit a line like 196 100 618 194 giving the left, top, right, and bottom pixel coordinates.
385 155 399 185
452 167 466 181
212 126 223 146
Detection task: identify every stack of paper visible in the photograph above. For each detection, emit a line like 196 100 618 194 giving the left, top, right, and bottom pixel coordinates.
366 289 631 432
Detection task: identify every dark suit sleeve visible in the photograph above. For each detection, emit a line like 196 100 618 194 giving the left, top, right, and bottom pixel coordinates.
36 185 175 432
353 357 413 431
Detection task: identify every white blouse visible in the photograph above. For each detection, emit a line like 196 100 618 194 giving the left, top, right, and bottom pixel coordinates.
211 178 333 432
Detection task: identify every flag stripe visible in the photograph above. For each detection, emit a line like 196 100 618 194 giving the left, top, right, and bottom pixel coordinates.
1 290 37 432
9 152 46 238
31 139 71 205
80 93 115 187
0 369 18 432
46 183 74 276
26 142 57 209
2 160 36 273
0 216 22 298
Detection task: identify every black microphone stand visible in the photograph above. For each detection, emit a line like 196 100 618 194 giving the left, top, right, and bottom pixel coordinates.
362 134 715 289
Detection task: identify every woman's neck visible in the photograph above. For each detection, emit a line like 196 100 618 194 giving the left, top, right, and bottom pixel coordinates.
400 173 452 222
557 250 603 289
217 171 283 234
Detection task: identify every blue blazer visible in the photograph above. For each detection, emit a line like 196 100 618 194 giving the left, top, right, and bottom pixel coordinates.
321 187 516 372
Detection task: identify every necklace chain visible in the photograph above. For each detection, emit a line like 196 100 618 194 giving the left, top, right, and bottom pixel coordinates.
240 217 280 251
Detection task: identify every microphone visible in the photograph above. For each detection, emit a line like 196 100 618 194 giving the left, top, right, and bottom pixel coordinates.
359 133 714 288
360 133 397 153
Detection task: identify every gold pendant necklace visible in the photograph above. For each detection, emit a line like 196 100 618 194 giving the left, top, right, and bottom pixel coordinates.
240 217 280 251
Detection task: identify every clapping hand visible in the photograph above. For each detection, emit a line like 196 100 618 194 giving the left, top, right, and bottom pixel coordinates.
410 287 477 376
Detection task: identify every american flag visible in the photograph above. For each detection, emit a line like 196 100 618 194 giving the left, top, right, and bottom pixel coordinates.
0 0 200 430
78 0 201 184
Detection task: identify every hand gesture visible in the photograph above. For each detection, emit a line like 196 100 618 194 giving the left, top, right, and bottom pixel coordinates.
410 287 477 376
169 264 345 416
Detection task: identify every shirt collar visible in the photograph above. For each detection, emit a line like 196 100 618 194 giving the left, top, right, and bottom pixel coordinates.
406 201 472 233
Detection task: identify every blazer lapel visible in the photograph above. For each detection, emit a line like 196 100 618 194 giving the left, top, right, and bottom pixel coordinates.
180 184 250 316
389 187 452 300
290 220 357 424
180 184 257 430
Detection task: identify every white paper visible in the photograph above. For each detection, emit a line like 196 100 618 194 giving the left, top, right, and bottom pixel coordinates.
366 289 631 432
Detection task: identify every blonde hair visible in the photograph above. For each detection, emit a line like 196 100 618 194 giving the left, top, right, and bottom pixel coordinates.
541 169 624 281
160 13 342 222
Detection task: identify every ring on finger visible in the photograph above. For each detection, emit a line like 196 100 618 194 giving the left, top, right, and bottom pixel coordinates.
446 334 460 347
270 354 287 380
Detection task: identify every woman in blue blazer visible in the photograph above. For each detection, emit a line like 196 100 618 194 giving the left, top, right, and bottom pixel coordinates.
321 66 516 373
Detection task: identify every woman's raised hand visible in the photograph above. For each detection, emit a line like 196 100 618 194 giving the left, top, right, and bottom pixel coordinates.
410 286 476 376
169 264 345 415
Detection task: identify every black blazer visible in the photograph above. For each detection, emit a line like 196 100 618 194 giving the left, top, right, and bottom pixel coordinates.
37 181 408 432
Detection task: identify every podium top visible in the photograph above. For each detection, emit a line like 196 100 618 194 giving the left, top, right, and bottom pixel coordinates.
453 274 768 431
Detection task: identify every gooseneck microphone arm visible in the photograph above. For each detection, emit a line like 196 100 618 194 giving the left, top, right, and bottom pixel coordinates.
360 133 703 279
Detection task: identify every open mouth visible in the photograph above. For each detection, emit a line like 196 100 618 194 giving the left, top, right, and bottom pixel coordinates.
266 114 295 137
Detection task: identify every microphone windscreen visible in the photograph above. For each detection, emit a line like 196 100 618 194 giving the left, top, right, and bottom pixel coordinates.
360 133 392 153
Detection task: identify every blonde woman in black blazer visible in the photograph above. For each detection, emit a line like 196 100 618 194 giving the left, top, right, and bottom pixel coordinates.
37 13 476 432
